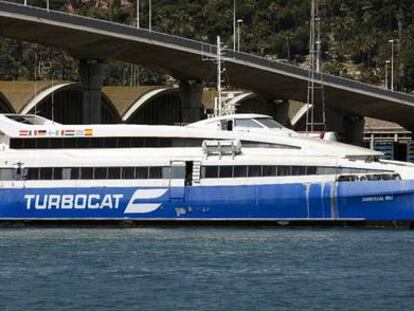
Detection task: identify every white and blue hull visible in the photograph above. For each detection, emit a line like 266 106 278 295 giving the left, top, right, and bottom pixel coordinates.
2 180 414 223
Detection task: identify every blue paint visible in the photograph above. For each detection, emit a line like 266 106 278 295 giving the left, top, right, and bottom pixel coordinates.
1 180 414 221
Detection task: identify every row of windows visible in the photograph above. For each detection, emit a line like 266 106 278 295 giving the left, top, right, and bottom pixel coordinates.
0 167 169 181
10 137 186 149
9 138 297 150
0 165 386 181
201 165 385 178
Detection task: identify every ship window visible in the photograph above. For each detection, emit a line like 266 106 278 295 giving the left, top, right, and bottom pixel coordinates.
25 139 35 148
149 167 162 179
307 166 317 175
205 166 219 178
234 166 248 177
108 167 121 179
145 138 157 147
27 167 39 180
241 141 299 149
235 119 262 128
263 166 277 176
40 167 53 180
53 168 63 180
159 138 172 147
317 167 337 175
78 138 91 149
104 137 118 148
278 166 291 176
219 166 233 178
94 167 107 179
292 166 306 175
131 137 144 147
62 168 71 180
71 167 80 179
122 167 135 179
10 139 23 149
50 138 64 148
136 167 149 179
64 138 76 148
118 137 130 148
37 139 49 149
80 167 93 180
162 167 170 179
0 168 14 180
91 138 104 148
248 166 262 177
254 118 283 129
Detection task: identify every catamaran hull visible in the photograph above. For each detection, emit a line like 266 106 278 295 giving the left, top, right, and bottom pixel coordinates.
1 180 414 224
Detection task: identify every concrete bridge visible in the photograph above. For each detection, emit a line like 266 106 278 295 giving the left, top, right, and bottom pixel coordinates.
1 1 414 139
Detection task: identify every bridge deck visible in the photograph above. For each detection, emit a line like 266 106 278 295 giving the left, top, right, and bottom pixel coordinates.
1 1 414 129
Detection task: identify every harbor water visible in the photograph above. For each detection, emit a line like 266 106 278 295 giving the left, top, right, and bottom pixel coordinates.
0 227 414 310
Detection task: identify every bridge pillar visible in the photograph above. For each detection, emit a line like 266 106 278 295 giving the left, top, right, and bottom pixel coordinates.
79 60 104 124
179 80 203 124
272 99 290 126
343 115 365 146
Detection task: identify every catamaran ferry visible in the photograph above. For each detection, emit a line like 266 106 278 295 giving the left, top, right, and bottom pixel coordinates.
0 113 414 227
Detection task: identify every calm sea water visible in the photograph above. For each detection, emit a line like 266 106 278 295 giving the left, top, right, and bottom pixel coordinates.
0 228 414 311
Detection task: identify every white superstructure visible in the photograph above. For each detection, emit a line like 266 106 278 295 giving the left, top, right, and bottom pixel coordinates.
1 113 414 224
0 112 412 184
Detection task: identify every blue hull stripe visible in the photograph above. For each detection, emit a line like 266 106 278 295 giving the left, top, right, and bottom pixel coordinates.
1 180 414 221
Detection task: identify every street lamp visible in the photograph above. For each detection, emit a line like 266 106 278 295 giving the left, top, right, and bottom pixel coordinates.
237 19 243 52
388 39 395 91
149 0 152 31
136 0 140 28
385 60 391 89
233 0 236 51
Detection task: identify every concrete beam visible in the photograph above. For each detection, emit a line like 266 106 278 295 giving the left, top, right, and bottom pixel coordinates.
179 80 203 124
79 60 104 124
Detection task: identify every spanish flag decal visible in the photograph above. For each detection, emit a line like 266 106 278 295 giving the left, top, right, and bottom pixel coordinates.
84 129 93 136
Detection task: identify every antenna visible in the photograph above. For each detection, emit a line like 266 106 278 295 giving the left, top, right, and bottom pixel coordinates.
216 36 224 117
306 0 326 132
34 43 38 115
51 58 55 124
201 36 233 117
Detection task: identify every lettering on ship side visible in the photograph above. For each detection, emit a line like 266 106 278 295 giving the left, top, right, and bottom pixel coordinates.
24 194 124 210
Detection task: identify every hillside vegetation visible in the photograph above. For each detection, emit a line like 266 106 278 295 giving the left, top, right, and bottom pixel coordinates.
1 0 414 91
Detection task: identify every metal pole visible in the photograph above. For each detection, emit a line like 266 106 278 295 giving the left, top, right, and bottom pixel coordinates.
233 0 236 51
47 0 49 12
217 36 222 117
385 61 389 89
34 43 38 115
237 19 243 52
136 0 140 28
391 40 394 91
149 0 152 31
24 0 27 6
237 23 240 52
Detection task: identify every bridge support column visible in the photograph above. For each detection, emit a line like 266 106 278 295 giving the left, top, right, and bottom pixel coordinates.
343 115 365 146
272 99 290 126
179 80 203 124
79 60 104 124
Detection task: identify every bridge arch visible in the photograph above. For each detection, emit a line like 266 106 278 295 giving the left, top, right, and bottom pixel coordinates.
123 88 182 125
0 92 15 113
20 83 121 124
